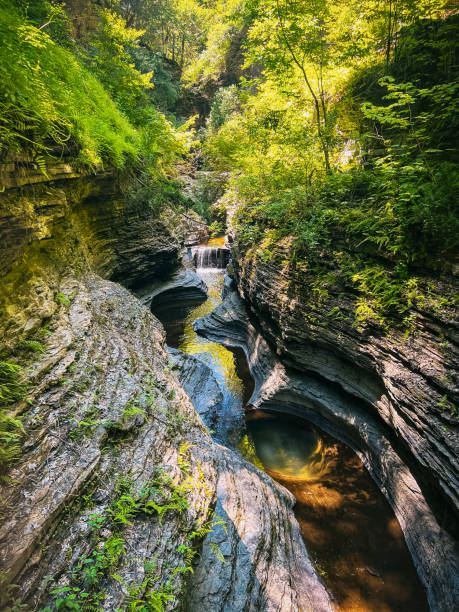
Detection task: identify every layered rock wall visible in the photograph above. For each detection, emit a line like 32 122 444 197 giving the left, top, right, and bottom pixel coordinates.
0 171 182 355
194 275 459 612
0 169 334 611
230 243 459 521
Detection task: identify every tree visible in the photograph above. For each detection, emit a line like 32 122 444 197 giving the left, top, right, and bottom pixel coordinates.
85 8 153 119
244 0 362 172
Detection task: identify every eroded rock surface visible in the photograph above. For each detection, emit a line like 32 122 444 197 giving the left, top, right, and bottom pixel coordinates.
0 274 335 611
194 277 459 612
231 244 459 520
0 175 180 287
167 348 223 425
0 175 182 356
0 175 334 611
0 275 217 609
187 445 334 612
136 268 207 313
166 343 333 612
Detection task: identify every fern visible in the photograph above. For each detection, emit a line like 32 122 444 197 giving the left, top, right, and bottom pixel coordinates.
22 340 45 355
34 154 48 178
0 361 26 476
209 541 226 563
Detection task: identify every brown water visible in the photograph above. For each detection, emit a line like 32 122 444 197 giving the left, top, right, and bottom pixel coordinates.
158 242 429 612
206 235 226 247
241 411 429 612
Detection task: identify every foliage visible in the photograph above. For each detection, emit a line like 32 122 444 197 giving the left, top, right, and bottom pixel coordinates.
0 362 27 405
244 0 349 170
182 0 244 86
0 1 190 181
21 340 45 355
361 75 459 162
0 1 139 168
206 86 240 134
199 1 458 328
117 0 209 71
83 8 153 122
55 292 72 308
0 362 26 477
130 46 179 111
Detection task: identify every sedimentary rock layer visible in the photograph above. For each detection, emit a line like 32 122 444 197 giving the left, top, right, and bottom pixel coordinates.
230 244 459 522
187 444 334 612
0 274 334 611
137 268 208 313
0 172 334 611
194 277 459 612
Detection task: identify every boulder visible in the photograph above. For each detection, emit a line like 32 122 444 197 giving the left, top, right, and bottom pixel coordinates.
167 348 223 425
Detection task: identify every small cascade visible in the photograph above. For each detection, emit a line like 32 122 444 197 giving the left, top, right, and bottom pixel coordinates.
192 245 230 269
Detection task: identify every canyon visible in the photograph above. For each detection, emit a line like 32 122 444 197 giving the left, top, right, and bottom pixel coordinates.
0 164 332 611
0 160 457 611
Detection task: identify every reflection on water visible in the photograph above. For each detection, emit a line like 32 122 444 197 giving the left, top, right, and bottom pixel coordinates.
162 268 245 446
242 415 327 481
240 411 429 612
166 270 244 399
158 242 428 612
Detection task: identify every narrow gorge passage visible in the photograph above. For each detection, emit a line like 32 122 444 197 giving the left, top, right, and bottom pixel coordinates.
154 236 252 447
1 3 456 610
158 241 430 612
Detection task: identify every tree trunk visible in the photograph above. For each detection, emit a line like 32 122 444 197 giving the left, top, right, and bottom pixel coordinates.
386 0 392 68
180 33 185 68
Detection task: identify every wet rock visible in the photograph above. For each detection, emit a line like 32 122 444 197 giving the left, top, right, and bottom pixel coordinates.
0 275 335 611
222 273 235 298
136 268 208 315
187 445 334 612
231 244 459 519
167 348 223 425
194 278 459 612
0 176 334 611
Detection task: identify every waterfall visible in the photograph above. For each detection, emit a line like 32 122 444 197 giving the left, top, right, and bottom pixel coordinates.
192 246 230 269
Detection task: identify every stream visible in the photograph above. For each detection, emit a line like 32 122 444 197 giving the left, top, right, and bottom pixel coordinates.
155 238 429 612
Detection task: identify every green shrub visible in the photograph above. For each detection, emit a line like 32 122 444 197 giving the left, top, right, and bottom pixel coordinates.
206 86 240 133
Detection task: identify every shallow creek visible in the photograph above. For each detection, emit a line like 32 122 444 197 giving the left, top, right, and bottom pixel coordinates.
157 239 429 612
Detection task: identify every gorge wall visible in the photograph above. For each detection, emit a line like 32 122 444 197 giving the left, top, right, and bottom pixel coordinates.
194 247 458 611
0 162 334 611
230 241 458 520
